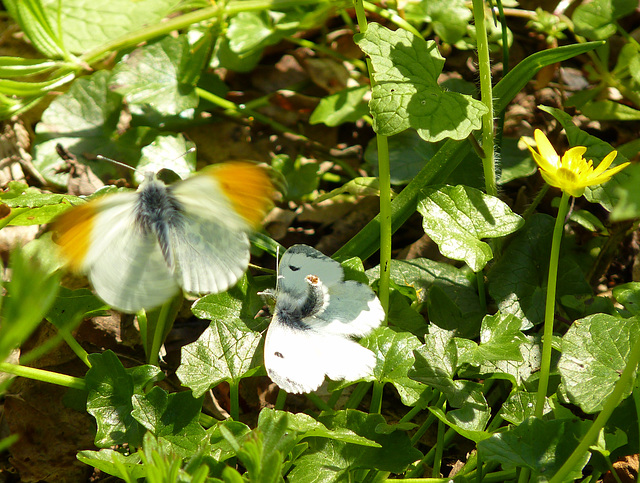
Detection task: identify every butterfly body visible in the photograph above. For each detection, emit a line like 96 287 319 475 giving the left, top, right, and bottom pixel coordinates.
264 245 384 394
54 162 272 312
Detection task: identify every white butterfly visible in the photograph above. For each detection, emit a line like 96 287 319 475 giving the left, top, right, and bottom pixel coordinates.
53 162 273 313
263 244 385 394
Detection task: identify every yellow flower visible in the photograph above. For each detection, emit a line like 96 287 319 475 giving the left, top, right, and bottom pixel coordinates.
525 129 630 198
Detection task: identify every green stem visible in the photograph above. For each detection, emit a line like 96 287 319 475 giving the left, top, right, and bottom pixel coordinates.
370 381 384 414
472 0 497 197
536 191 570 417
549 336 640 483
60 329 91 368
148 300 172 367
229 381 240 421
345 381 372 409
354 0 391 316
432 414 445 477
306 392 333 411
0 362 86 389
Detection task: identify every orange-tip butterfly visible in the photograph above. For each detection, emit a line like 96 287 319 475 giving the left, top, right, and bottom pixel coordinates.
263 244 384 394
53 161 273 313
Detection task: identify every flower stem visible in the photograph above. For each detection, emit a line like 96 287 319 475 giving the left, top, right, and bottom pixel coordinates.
549 335 640 483
148 300 172 367
472 0 497 197
0 362 86 390
354 0 391 317
536 191 570 417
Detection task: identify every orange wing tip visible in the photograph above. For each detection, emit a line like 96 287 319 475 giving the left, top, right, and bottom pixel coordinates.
51 203 96 271
206 162 274 228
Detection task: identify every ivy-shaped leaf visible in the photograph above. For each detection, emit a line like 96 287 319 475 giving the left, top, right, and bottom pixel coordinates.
111 35 201 120
85 351 163 447
417 185 524 272
559 313 640 413
288 410 421 481
176 318 263 397
131 387 207 458
355 23 487 142
360 326 431 406
478 417 591 480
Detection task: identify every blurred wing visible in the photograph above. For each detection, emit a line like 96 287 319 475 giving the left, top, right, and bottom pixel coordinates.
264 313 378 394
54 194 179 312
171 161 273 231
278 245 343 299
168 214 250 294
315 281 385 336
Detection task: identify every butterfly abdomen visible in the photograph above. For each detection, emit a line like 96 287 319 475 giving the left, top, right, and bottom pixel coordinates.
135 180 185 266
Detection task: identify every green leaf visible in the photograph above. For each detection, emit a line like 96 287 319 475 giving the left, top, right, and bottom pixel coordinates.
356 23 487 142
360 326 430 406
33 70 124 187
478 417 591 480
572 0 638 40
271 154 320 202
209 420 252 462
134 134 196 184
335 40 605 261
559 313 640 413
487 214 592 329
612 282 640 315
85 350 162 447
428 403 491 443
497 137 537 184
309 85 370 127
41 0 176 54
288 410 422 480
315 177 382 203
0 249 60 361
426 0 472 44
0 181 81 225
4 0 68 58
111 35 200 119
427 284 481 339
131 387 207 458
473 335 541 388
611 163 640 221
364 130 441 185
176 318 262 397
580 100 640 121
540 105 631 211
0 56 60 77
498 391 541 425
77 449 144 480
46 287 107 329
417 185 524 272
367 258 482 324
456 312 527 366
410 325 458 390
386 289 429 337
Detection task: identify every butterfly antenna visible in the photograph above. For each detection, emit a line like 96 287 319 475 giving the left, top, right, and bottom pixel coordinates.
95 154 137 172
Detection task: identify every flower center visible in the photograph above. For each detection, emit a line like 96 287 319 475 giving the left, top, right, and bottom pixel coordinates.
556 167 578 183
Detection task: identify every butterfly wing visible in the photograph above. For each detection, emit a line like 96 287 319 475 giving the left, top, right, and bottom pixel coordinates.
54 194 179 312
264 316 328 394
169 162 273 294
315 281 385 336
167 214 250 294
264 314 377 394
278 245 343 300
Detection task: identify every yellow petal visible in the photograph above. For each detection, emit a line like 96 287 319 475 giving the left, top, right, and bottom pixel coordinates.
533 130 560 167
591 151 617 177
